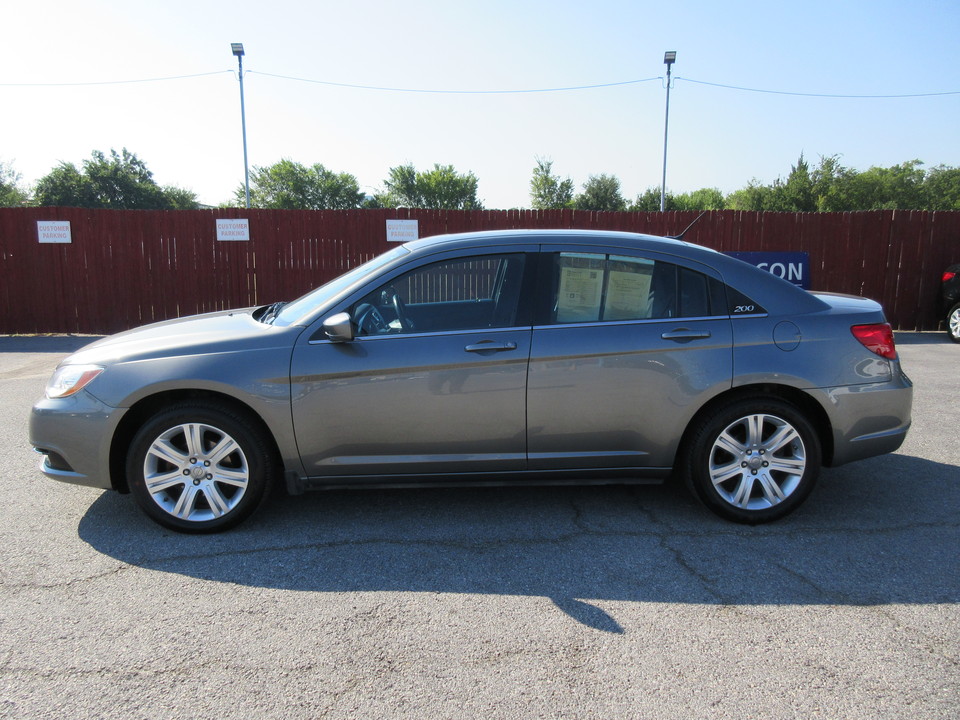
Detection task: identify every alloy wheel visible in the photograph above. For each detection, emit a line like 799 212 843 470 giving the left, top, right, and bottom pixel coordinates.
708 412 807 511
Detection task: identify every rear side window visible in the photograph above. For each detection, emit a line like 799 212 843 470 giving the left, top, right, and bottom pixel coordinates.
548 252 725 323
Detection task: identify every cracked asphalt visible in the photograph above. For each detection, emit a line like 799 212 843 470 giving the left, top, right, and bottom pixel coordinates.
0 333 957 719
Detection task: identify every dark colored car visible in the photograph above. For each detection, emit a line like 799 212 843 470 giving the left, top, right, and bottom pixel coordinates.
30 230 913 533
942 264 960 342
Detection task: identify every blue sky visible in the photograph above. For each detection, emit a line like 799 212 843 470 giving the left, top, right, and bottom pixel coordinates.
3 0 958 208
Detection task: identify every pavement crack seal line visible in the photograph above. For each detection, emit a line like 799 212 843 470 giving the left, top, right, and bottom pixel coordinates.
7 520 956 592
4 564 128 591
774 563 841 603
0 657 330 681
654 535 730 605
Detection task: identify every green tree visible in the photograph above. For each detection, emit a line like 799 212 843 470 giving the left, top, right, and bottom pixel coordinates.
810 155 858 211
529 157 574 209
845 160 926 210
924 164 960 210
738 155 818 212
380 163 483 209
0 161 29 206
34 148 198 209
778 154 816 211
724 155 956 212
163 185 203 210
33 162 93 208
575 174 627 212
674 187 725 211
725 180 776 211
237 159 364 209
629 187 674 211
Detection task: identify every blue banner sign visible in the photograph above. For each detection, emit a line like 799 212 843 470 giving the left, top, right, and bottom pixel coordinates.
725 251 810 289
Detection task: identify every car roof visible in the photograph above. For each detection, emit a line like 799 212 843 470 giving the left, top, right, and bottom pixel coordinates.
404 229 695 254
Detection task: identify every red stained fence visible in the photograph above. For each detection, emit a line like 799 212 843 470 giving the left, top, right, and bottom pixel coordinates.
1 207 958 334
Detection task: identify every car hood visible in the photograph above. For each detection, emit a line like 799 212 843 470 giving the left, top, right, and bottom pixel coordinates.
63 309 297 367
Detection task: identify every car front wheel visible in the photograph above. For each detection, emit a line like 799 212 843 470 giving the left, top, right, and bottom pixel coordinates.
947 302 960 343
126 402 274 533
684 398 821 524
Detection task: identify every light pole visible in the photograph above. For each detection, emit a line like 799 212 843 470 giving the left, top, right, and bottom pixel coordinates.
660 51 676 212
231 43 250 209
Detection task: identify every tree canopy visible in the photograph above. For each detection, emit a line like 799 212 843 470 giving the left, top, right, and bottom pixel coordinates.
6 149 960 212
529 157 574 210
723 155 958 212
377 163 483 210
237 159 364 209
0 161 28 207
574 174 627 212
33 149 198 209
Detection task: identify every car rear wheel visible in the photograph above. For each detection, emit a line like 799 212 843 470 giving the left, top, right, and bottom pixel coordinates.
683 397 821 524
947 302 960 343
126 402 274 533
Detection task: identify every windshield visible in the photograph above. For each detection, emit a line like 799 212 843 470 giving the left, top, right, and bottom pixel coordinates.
271 246 410 327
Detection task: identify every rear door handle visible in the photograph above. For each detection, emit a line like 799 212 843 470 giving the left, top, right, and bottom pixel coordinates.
661 328 712 343
465 341 518 353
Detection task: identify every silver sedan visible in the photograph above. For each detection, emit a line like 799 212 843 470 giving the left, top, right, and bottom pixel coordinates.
30 230 913 532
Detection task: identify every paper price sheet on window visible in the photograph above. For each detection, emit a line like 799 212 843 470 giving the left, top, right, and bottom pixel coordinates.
556 254 654 323
557 265 603 322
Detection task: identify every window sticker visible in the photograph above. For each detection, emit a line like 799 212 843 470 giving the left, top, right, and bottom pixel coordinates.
557 255 604 322
606 269 653 320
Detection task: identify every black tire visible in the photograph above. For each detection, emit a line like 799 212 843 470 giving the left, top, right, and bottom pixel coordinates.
682 397 821 524
126 401 275 533
947 302 960 344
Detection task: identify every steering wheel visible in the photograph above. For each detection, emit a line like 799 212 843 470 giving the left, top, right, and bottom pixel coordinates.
355 303 387 335
383 286 414 331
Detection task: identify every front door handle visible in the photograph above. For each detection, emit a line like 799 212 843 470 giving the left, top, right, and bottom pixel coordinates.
661 328 712 343
465 340 518 353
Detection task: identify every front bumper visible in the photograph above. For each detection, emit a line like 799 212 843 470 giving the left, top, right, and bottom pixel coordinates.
29 391 126 490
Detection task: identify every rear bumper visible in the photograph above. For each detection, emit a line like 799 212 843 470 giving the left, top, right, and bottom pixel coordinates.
815 366 913 467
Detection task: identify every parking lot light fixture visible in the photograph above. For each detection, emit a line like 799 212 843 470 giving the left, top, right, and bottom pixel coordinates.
232 43 250 209
661 51 676 212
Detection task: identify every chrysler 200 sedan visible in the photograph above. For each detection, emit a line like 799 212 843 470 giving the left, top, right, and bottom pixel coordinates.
31 230 913 532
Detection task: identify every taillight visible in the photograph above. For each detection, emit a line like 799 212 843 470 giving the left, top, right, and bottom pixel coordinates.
851 324 897 360
943 271 957 284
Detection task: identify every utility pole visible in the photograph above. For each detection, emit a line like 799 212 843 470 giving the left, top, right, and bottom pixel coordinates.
231 43 251 209
660 51 676 212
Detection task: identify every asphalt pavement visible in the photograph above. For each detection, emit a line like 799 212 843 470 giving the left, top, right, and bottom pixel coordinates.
0 333 957 719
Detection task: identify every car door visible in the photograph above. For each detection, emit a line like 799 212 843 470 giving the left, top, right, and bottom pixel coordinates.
290 249 534 479
527 247 734 472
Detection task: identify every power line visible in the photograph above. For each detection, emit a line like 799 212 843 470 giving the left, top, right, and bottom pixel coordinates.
676 77 960 99
0 70 233 87
249 71 661 94
2 68 957 98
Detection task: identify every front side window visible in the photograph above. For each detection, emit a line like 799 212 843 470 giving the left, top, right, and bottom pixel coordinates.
352 253 527 335
273 245 409 326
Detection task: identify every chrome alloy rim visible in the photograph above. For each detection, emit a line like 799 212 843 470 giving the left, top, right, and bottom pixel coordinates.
142 423 249 522
950 307 960 339
708 413 806 510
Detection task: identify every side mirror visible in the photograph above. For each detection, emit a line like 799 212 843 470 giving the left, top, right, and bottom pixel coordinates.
322 312 354 343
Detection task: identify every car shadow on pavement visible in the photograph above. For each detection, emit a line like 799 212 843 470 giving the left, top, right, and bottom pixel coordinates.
77 451 959 633
894 331 952 345
0 335 104 353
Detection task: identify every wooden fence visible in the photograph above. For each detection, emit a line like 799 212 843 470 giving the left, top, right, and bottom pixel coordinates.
1 207 958 334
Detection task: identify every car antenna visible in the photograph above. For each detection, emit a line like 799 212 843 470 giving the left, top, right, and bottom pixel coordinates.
668 211 707 240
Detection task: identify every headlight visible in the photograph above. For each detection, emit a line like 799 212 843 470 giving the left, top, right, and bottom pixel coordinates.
46 365 104 399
